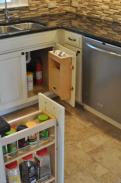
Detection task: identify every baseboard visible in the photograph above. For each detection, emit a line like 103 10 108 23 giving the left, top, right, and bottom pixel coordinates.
84 104 121 130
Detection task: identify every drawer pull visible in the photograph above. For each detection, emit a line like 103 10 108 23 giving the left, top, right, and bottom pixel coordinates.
68 37 76 42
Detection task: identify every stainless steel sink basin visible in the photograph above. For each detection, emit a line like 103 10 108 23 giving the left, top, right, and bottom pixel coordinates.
0 21 45 36
0 25 20 35
13 22 45 31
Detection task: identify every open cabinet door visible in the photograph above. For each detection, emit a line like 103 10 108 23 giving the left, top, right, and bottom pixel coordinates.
55 43 76 107
38 93 65 183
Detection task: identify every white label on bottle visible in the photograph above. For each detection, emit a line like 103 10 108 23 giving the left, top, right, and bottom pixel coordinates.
36 71 42 80
27 81 33 91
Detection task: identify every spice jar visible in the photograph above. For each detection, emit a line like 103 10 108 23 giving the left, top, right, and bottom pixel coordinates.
5 128 17 154
19 154 38 183
38 114 49 122
6 161 21 183
16 125 28 148
26 121 38 145
40 130 49 140
35 148 51 181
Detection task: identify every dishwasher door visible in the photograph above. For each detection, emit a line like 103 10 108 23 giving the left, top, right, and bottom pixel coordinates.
83 37 121 123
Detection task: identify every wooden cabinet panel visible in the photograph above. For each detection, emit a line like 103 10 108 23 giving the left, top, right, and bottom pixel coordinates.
49 51 72 100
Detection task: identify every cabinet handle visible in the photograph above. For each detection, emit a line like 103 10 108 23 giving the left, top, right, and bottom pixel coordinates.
68 37 76 42
21 52 25 55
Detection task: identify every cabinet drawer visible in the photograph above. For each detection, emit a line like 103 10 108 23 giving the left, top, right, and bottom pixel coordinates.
64 31 82 48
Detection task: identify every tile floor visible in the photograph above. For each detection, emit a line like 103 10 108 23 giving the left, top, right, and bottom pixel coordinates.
4 102 121 183
64 103 121 183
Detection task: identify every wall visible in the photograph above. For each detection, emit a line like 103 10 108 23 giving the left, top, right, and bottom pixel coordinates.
1 0 121 23
0 0 69 19
69 0 121 23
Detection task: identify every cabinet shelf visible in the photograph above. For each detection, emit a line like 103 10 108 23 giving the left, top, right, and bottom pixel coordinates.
37 176 55 183
28 85 49 98
4 137 55 165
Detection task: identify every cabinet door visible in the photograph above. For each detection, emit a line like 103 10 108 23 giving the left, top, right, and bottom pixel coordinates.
49 52 72 101
0 52 26 108
55 44 76 107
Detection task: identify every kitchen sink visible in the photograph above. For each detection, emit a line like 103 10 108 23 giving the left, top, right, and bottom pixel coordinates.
13 22 45 31
0 21 46 36
0 25 21 35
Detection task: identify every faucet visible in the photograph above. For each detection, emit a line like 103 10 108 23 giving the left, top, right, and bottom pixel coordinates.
4 0 8 22
4 0 12 23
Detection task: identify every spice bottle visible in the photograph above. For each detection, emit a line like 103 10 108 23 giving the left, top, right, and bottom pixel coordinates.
16 125 28 148
6 161 21 183
19 154 38 183
26 121 38 145
35 148 51 181
40 130 49 140
5 128 17 155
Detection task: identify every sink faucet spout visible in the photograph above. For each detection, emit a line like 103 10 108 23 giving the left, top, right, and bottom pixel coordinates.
4 0 8 22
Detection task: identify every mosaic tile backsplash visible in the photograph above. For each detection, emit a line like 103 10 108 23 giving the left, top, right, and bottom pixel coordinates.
1 0 121 23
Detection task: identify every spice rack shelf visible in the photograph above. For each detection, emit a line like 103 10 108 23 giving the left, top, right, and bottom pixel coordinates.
0 93 65 183
4 137 55 165
37 176 55 183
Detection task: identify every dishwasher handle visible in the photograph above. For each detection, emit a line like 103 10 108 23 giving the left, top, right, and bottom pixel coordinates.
87 43 121 58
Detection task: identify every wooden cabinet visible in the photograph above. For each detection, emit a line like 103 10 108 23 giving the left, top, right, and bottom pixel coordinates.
0 51 26 111
0 94 64 183
49 51 72 100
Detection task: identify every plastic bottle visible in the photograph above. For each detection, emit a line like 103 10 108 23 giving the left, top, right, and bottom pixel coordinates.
19 154 38 183
35 60 43 85
5 128 17 154
35 148 51 181
6 161 21 183
27 72 33 92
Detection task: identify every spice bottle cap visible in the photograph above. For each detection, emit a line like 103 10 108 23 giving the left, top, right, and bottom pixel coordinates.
6 161 17 169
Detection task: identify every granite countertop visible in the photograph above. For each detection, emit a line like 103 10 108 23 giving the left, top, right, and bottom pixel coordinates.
1 12 121 47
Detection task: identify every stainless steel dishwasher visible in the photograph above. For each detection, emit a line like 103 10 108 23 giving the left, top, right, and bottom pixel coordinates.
83 37 121 123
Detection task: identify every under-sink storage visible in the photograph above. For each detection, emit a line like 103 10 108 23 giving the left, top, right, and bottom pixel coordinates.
0 93 64 183
25 44 77 107
26 47 52 98
0 34 78 115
